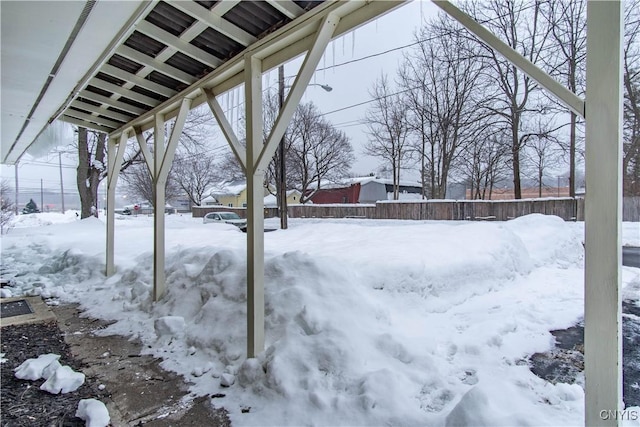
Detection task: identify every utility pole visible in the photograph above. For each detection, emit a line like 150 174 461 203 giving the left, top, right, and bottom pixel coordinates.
278 64 288 229
40 179 44 212
58 152 65 213
14 162 19 215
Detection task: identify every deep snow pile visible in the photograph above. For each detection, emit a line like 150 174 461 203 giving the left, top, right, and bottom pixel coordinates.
2 213 639 426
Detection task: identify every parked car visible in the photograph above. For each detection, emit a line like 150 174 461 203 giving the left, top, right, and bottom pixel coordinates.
203 212 247 231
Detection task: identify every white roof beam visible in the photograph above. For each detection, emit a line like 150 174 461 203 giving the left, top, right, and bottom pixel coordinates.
64 109 124 128
115 45 197 84
70 100 133 123
101 64 177 98
267 0 305 19
60 115 115 134
79 90 146 115
89 77 161 107
170 1 256 46
136 20 223 68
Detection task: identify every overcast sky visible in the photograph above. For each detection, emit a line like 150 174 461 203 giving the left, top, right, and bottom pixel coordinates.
0 1 437 197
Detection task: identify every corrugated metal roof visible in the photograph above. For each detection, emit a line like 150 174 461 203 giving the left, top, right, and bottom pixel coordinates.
56 0 319 135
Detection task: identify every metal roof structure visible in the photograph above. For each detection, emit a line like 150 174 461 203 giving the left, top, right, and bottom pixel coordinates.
1 0 401 164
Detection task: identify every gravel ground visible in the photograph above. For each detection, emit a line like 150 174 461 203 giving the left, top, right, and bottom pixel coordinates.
530 300 640 407
1 321 104 427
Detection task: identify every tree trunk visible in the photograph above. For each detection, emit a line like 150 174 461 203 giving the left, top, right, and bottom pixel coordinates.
76 128 106 219
77 128 93 219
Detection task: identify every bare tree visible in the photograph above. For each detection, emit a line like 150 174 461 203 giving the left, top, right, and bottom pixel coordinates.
229 95 353 204
363 75 412 200
172 153 221 207
462 133 510 199
286 102 354 203
542 0 587 197
624 0 640 195
1 179 15 234
399 14 489 199
524 132 562 197
122 161 182 207
76 127 106 218
464 0 553 199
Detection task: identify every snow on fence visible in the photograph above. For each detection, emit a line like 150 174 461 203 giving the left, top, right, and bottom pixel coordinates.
191 197 640 222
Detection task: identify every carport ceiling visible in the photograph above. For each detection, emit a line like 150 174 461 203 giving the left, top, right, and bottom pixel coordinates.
1 0 404 164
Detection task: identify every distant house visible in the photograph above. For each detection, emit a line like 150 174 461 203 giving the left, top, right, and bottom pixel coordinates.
310 177 423 204
201 195 220 206
206 180 271 208
264 189 302 207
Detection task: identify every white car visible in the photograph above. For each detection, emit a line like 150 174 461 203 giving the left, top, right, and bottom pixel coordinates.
203 212 247 231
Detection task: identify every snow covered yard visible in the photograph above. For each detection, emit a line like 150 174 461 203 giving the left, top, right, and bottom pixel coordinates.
2 212 639 426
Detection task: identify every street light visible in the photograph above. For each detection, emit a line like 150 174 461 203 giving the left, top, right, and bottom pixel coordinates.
303 83 333 92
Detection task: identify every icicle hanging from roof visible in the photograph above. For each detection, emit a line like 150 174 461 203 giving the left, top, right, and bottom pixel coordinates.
27 120 73 159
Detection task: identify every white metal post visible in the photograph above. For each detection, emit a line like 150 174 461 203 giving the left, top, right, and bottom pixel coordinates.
153 113 166 301
584 1 623 425
150 99 191 302
245 54 265 358
106 131 127 276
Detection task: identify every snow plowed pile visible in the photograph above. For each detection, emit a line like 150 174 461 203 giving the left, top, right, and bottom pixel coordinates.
3 213 638 426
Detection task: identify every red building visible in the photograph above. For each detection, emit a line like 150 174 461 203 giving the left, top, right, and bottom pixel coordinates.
310 183 361 204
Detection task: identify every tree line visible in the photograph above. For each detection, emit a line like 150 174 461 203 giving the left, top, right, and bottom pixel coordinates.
363 0 640 200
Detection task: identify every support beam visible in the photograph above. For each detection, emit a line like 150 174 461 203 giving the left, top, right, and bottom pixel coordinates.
204 88 246 172
134 127 154 175
584 2 624 425
158 98 191 183
152 113 166 302
256 13 340 172
150 99 191 302
245 54 265 358
432 0 585 118
106 131 128 276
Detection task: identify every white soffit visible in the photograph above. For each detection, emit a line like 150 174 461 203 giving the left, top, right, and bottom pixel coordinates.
1 0 146 164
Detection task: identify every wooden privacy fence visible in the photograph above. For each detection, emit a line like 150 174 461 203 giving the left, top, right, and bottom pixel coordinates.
287 198 584 221
192 197 640 222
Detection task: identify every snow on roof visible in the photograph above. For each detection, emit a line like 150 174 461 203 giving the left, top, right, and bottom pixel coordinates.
207 180 247 197
264 194 277 207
